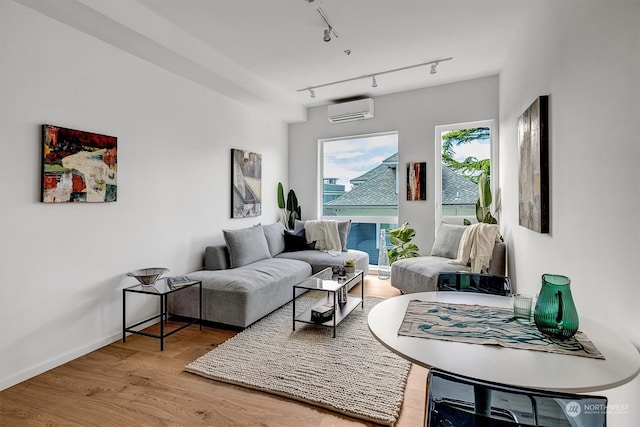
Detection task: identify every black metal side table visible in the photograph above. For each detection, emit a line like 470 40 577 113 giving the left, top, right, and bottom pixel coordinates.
123 278 202 350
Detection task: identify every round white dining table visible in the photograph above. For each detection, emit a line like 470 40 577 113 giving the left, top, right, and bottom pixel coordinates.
368 292 640 393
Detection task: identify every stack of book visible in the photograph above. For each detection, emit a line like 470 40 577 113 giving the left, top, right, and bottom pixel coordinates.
167 276 191 288
311 303 334 322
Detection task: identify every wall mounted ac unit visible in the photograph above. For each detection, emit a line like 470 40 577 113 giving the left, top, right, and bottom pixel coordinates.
327 98 374 123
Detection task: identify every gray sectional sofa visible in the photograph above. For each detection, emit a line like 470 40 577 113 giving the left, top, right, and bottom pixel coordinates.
168 222 369 328
391 222 506 294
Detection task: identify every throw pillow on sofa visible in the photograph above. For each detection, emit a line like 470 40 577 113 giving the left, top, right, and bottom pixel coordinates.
430 222 467 259
262 222 286 257
223 225 271 268
283 229 314 252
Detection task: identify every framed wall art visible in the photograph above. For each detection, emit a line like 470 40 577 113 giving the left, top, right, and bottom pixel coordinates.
231 149 262 218
42 124 117 203
518 95 549 233
407 162 426 201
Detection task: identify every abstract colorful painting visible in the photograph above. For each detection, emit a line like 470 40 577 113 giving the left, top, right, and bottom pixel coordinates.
231 149 262 218
42 125 117 203
407 162 426 201
518 96 549 233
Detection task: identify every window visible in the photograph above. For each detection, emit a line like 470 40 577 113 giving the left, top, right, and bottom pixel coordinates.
319 132 398 265
434 120 496 226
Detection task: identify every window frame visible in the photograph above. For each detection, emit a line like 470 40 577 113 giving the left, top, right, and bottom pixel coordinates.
434 119 498 228
317 130 399 227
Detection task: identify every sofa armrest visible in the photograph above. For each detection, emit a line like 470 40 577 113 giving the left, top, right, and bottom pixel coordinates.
204 245 230 270
487 242 506 276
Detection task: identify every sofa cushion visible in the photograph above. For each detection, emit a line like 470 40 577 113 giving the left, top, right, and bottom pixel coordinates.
262 222 286 257
295 219 352 252
223 225 271 268
276 248 369 276
170 258 312 327
430 222 467 259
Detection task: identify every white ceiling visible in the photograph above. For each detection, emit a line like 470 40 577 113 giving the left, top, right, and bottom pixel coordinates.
16 0 534 122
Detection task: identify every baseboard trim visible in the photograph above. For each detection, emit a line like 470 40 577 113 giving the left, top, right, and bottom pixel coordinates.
0 332 122 391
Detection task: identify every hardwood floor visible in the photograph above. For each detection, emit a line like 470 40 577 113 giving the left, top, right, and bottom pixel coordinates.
0 275 428 427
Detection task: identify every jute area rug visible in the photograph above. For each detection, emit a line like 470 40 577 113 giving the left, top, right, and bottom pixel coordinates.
186 291 411 426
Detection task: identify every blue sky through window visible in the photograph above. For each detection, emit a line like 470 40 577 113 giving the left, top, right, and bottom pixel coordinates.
450 138 490 162
323 133 398 191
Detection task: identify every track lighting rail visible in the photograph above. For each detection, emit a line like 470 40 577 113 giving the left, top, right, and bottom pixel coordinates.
297 57 453 96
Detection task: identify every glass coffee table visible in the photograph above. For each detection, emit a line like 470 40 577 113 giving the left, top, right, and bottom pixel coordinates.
292 268 364 337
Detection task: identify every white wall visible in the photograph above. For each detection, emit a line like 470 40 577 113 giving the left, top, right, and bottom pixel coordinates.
0 1 287 390
499 1 640 424
289 76 499 254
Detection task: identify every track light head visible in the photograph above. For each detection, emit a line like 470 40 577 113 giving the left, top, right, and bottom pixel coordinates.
371 75 378 88
430 62 438 74
323 28 331 42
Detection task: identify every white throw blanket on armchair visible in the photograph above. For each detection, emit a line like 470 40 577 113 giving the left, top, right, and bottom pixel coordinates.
451 223 501 273
304 220 342 252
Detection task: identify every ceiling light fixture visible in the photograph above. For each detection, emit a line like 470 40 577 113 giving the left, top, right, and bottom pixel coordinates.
323 28 331 42
298 57 453 98
307 0 337 42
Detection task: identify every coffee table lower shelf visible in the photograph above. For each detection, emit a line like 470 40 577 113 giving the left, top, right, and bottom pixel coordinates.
294 294 363 337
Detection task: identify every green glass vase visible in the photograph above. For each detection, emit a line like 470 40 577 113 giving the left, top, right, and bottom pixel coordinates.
533 274 579 339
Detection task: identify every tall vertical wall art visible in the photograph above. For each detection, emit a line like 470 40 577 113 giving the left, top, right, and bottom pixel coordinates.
407 162 427 201
42 124 117 203
518 95 549 233
231 149 262 218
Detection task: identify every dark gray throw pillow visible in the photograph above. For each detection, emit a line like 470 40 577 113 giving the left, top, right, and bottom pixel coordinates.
223 225 271 268
283 229 310 252
430 222 467 259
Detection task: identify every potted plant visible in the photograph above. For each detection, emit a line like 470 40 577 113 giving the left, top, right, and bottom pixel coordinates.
343 259 356 274
464 172 498 225
277 182 301 230
387 222 420 264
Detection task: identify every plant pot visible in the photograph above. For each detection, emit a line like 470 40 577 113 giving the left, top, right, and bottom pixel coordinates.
344 266 355 274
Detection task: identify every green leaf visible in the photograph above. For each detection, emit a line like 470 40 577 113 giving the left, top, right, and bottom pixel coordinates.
475 199 484 223
484 212 498 224
277 183 285 209
478 172 492 208
387 222 420 263
286 190 298 212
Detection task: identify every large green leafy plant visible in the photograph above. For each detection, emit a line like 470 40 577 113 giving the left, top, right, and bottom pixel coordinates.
464 172 498 225
277 182 301 230
387 222 420 264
